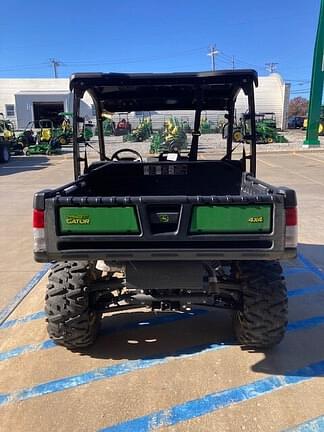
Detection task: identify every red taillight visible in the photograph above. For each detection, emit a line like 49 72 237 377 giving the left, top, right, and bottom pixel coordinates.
33 209 44 228
285 207 297 226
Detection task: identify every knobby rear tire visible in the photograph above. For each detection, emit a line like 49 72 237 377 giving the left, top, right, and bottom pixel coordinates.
233 260 288 348
45 261 102 349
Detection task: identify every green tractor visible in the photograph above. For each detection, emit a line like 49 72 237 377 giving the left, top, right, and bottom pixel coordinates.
225 112 287 144
17 122 38 148
200 113 218 134
56 112 94 143
150 116 187 153
180 117 191 133
251 113 287 143
55 112 73 145
124 116 152 142
24 119 61 155
256 112 277 129
0 115 24 156
100 112 115 136
79 119 94 142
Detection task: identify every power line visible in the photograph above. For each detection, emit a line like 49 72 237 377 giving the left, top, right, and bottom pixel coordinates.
218 51 266 71
63 46 207 67
291 89 311 93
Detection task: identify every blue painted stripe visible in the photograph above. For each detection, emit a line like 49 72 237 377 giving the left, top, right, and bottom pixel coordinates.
287 316 324 332
288 284 324 298
2 312 324 404
0 309 207 362
283 415 324 432
0 340 56 362
283 267 308 277
0 263 51 327
0 340 231 406
298 253 324 281
99 360 324 432
0 311 46 330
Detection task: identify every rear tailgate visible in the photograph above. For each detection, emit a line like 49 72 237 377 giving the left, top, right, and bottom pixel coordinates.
33 191 296 262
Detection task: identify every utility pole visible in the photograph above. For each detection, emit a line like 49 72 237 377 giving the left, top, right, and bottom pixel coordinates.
232 55 235 70
265 62 278 73
207 45 219 71
50 59 61 78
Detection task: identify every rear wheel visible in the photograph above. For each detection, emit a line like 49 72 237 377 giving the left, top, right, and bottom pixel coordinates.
233 261 288 348
45 261 102 349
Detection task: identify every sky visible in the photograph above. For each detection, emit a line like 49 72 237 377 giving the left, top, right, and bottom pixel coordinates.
0 0 321 98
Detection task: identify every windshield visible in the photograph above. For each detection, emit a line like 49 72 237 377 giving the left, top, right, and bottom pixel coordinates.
71 71 258 176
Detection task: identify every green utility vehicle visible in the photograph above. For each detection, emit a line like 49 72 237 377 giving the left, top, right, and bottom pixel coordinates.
33 71 297 350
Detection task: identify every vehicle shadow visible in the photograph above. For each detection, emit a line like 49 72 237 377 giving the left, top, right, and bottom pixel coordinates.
0 156 51 176
79 308 236 361
251 242 324 378
298 242 324 273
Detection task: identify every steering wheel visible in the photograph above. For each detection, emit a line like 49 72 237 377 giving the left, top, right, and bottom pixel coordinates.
111 148 143 162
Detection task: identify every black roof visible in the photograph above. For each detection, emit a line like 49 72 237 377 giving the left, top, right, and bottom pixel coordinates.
70 70 258 112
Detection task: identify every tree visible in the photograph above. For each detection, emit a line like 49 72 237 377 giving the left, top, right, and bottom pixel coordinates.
288 97 309 117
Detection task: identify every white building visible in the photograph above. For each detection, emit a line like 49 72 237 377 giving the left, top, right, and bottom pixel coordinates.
0 73 290 130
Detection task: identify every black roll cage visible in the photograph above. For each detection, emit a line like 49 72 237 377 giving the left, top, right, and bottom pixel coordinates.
70 70 258 179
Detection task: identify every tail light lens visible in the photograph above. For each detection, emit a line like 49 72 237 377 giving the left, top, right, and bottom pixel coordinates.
33 209 44 228
285 207 297 226
33 209 46 252
285 207 298 248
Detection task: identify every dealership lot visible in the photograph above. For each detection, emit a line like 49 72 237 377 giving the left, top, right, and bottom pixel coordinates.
1 147 324 431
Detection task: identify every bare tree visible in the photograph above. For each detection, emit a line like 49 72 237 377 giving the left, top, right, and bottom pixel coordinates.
288 97 309 117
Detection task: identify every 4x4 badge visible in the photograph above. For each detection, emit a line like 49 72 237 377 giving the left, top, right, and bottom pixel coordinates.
248 216 264 223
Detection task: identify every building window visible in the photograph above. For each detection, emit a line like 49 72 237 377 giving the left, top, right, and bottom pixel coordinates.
91 104 96 117
5 104 15 117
